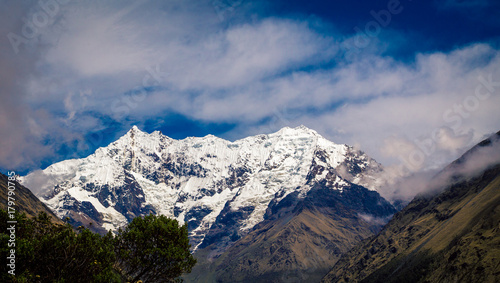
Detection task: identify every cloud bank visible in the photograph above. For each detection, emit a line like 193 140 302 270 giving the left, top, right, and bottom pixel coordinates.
0 0 499 195
376 131 500 203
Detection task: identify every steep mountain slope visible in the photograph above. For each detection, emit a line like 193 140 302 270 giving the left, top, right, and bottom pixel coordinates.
0 173 62 224
187 183 396 283
20 126 387 250
322 131 500 283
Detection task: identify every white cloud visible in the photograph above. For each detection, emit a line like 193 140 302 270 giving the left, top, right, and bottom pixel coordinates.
296 44 500 167
1 0 499 181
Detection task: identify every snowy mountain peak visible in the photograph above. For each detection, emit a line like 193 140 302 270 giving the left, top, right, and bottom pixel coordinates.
21 126 385 250
130 125 140 132
273 125 318 137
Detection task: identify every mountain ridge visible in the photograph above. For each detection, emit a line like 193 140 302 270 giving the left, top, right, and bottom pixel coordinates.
0 173 63 224
187 183 396 282
20 125 388 252
322 130 500 282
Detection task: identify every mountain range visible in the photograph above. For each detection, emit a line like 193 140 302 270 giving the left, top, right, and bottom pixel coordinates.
20 126 397 281
18 126 500 282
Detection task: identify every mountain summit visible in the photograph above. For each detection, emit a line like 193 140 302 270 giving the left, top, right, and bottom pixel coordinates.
21 126 389 249
20 125 398 281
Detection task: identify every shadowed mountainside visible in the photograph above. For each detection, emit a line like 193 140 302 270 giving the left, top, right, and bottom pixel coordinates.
322 131 500 283
0 172 63 224
186 183 396 283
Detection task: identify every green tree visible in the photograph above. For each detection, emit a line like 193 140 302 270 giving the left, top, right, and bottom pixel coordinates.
1 210 120 282
114 214 196 282
1 210 196 282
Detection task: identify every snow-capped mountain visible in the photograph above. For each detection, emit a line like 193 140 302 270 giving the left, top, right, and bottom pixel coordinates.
21 125 385 250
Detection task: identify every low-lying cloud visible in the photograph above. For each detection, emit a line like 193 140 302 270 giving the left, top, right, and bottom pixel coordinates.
375 132 500 204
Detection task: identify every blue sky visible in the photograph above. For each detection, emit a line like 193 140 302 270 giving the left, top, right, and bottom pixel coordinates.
0 0 499 176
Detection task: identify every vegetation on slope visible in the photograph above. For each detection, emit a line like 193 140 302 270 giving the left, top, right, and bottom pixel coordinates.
1 210 196 283
187 184 396 283
322 143 500 283
360 167 500 283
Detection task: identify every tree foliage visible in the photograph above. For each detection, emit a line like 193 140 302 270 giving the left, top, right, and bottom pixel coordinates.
115 214 196 283
1 210 119 282
1 210 195 282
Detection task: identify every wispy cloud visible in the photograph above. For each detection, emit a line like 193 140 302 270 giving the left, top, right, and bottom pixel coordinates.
0 0 499 185
380 132 500 203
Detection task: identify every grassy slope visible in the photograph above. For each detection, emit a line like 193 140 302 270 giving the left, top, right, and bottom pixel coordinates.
322 165 500 283
215 209 374 283
186 208 375 283
185 185 394 283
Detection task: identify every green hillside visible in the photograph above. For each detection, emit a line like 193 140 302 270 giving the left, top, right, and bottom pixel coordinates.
323 133 500 283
